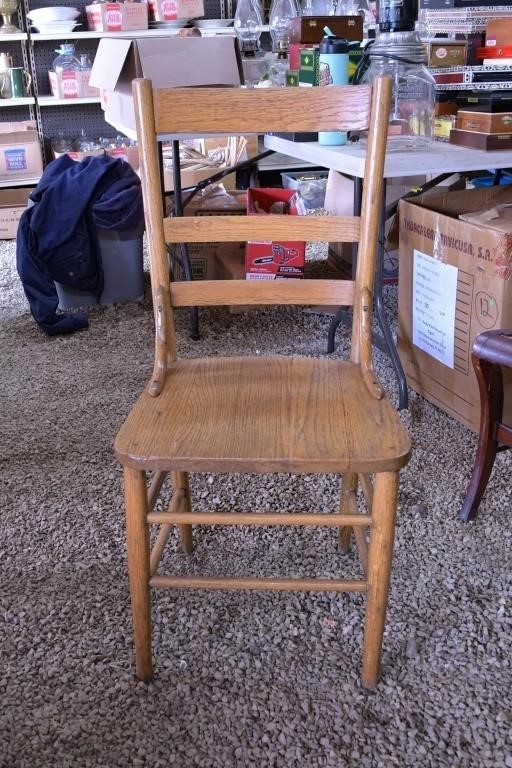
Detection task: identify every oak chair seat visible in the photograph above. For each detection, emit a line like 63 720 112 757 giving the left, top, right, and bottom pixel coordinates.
115 356 411 474
115 75 412 689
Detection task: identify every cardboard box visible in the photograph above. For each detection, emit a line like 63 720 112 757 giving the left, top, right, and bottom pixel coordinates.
85 2 148 32
171 190 247 280
397 185 512 432
0 121 43 182
48 68 100 99
90 36 243 133
0 187 31 238
486 18 512 48
299 47 319 87
148 0 204 22
324 169 428 283
246 188 306 280
290 15 363 44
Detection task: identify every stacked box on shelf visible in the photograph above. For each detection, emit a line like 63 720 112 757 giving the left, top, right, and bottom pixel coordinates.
85 2 148 32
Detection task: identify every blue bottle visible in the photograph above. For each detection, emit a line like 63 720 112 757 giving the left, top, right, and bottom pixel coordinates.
318 34 349 146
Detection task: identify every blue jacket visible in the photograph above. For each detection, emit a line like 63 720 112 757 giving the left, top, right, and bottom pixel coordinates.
16 154 144 335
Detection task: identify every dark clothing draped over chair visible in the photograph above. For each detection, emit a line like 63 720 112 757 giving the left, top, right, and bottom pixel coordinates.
16 154 143 336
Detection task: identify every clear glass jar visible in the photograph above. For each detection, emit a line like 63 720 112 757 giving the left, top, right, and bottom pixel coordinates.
362 30 436 151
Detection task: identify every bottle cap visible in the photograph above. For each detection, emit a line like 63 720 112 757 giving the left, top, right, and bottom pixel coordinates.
319 36 349 55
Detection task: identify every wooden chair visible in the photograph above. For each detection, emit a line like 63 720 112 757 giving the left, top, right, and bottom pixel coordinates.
460 329 512 522
114 76 411 689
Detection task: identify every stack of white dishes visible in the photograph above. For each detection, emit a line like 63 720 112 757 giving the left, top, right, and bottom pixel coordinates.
28 6 80 33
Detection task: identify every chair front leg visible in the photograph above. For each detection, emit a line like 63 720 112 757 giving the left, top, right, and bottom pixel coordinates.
124 466 153 682
362 470 398 689
460 357 503 522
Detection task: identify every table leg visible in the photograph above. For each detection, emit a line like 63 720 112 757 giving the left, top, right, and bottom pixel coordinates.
374 182 408 410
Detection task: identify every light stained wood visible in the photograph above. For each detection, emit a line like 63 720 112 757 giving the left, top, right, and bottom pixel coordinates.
115 356 412 475
146 511 372 527
362 471 398 688
339 471 358 554
172 471 194 555
359 473 374 511
147 470 167 510
115 75 412 688
124 467 152 682
150 523 173 577
164 214 360 244
170 279 354 308
150 575 367 593
153 85 372 135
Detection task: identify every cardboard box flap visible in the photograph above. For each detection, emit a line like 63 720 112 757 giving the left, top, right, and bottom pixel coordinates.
134 37 242 87
400 184 512 220
89 37 134 90
0 121 38 135
460 203 512 233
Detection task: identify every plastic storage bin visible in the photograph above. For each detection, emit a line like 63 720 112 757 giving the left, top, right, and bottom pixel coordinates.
55 225 145 309
280 170 328 210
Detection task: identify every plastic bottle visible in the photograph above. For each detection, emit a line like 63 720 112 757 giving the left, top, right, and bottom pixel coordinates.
318 34 349 146
53 44 81 99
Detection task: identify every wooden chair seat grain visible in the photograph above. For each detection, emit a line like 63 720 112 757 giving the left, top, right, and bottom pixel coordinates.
115 356 411 474
115 75 412 689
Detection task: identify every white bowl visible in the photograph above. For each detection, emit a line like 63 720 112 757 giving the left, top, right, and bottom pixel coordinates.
28 6 80 23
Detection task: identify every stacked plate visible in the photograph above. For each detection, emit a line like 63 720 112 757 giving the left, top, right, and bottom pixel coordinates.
31 21 81 33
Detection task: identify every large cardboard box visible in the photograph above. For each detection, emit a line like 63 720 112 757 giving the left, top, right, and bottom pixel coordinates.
90 37 243 134
246 188 306 280
148 0 204 22
398 185 512 431
171 190 247 281
0 122 43 182
85 2 148 32
0 187 31 238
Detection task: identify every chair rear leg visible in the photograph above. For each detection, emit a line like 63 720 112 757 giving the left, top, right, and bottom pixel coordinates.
172 471 194 554
460 358 502 522
124 466 153 682
362 470 398 689
339 472 358 553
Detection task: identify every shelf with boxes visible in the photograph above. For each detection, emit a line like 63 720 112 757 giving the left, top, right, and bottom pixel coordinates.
0 7 40 188
0 0 232 190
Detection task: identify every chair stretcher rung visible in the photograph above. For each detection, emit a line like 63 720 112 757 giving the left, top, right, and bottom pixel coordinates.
146 511 372 526
149 575 367 592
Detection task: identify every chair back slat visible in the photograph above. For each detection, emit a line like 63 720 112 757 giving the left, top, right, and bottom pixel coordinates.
153 85 372 135
170 278 355 307
164 215 361 244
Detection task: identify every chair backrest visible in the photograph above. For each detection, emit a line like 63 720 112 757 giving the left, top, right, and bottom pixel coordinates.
132 78 392 396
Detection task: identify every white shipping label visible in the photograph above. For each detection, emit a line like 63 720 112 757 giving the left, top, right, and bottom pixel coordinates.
412 248 458 368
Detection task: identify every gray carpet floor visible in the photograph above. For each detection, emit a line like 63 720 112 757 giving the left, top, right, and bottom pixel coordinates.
1 238 511 768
